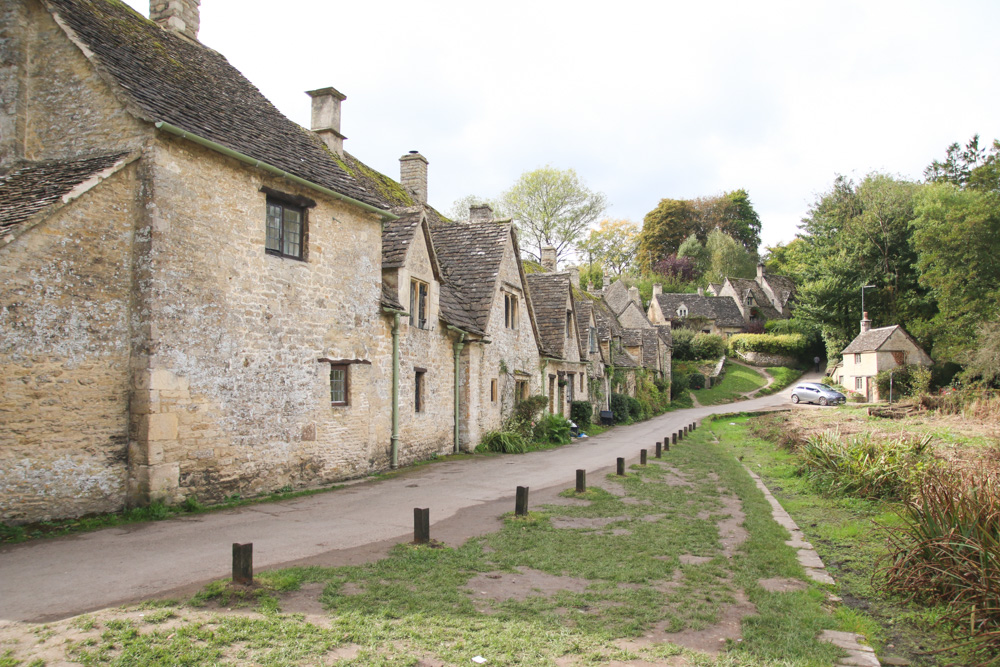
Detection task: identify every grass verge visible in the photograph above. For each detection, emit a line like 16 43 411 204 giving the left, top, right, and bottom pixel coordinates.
692 362 768 405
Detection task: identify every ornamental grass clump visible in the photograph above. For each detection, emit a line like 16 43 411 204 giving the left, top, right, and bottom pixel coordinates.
478 430 528 454
798 430 935 500
880 468 1000 662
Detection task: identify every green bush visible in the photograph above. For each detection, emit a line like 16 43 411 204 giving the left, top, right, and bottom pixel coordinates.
689 373 706 390
672 328 696 361
728 333 808 358
609 393 630 423
478 430 528 454
691 333 725 360
875 364 932 400
671 372 690 399
533 413 572 445
626 396 642 421
513 394 549 424
569 400 592 428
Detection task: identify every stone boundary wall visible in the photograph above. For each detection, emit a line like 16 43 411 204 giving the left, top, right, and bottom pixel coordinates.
735 350 798 367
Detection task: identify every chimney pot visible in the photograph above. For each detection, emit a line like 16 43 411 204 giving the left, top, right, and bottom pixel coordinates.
603 275 611 288
541 247 557 272
150 0 200 40
628 285 641 306
399 152 428 205
568 267 580 289
469 204 493 222
860 311 871 333
652 283 662 298
697 287 704 297
307 87 347 158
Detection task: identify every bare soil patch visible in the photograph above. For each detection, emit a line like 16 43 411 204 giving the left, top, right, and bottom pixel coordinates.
757 577 808 593
550 515 629 530
617 590 757 655
465 567 592 607
716 494 748 558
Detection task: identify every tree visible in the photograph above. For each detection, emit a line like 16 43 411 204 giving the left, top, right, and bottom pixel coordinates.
925 134 1000 193
499 166 607 265
692 189 762 252
677 233 709 276
637 199 697 273
447 194 498 221
761 237 810 284
578 219 640 277
704 228 757 284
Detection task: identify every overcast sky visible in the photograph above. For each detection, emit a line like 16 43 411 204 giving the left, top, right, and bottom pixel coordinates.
125 0 1000 250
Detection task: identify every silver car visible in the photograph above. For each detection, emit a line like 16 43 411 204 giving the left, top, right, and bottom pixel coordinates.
791 382 846 406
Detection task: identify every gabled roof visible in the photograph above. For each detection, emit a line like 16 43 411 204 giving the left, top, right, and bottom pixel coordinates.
655 324 673 348
641 329 662 369
621 328 643 347
602 279 632 315
654 293 744 328
526 273 575 359
380 284 405 312
610 345 640 368
760 273 796 307
842 326 902 354
0 152 130 246
728 278 782 320
45 0 390 211
381 207 443 283
573 297 597 362
590 293 624 341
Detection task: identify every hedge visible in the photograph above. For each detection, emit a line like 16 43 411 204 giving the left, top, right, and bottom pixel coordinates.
569 400 592 428
728 333 809 357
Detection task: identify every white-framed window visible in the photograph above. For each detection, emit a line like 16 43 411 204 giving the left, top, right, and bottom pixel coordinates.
677 306 688 317
855 377 863 390
854 353 861 364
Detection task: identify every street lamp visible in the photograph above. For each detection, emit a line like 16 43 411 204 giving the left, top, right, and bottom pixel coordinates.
861 284 876 318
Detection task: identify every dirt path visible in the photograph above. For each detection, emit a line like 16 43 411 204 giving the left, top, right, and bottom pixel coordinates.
0 388 805 624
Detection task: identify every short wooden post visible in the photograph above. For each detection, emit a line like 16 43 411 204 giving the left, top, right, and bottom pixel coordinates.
640 449 647 465
515 486 529 516
232 542 253 585
616 457 625 476
655 441 662 458
413 507 430 544
576 469 586 493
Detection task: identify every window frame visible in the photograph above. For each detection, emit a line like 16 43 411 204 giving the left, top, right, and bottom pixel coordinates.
329 364 349 406
504 292 519 329
854 353 861 364
490 378 498 402
410 279 429 329
855 377 863 390
414 368 426 412
265 195 307 260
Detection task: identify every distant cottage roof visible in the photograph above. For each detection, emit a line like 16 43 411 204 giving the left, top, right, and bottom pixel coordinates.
654 293 744 328
45 0 390 211
842 326 901 354
573 298 597 361
728 278 781 320
761 273 796 307
641 328 662 369
0 152 130 245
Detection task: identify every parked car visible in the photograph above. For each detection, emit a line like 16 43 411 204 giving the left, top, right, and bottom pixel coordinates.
791 382 846 406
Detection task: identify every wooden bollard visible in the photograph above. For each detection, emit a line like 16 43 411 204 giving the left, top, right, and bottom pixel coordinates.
640 449 647 465
616 457 625 476
576 469 586 493
515 486 529 516
655 441 662 458
413 507 430 544
232 542 253 585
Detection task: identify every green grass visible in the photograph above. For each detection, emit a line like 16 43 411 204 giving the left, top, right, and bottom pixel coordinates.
755 367 804 397
59 427 853 666
692 362 768 405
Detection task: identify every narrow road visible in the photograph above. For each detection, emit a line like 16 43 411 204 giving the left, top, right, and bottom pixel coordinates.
0 376 817 623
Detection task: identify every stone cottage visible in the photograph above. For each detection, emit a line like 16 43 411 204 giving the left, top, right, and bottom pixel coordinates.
834 313 932 402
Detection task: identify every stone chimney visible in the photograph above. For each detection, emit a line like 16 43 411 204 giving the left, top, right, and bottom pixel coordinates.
541 246 557 272
307 87 347 158
568 267 580 289
150 0 200 41
469 204 493 222
860 311 871 334
628 286 641 306
400 151 428 205
587 282 594 293
652 283 662 299
697 287 704 297
757 262 765 281
603 275 611 289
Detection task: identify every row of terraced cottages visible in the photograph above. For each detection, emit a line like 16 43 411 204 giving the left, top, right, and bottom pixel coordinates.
0 0 670 523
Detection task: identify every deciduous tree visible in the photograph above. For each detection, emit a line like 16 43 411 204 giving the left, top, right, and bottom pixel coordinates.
637 199 697 273
578 219 640 277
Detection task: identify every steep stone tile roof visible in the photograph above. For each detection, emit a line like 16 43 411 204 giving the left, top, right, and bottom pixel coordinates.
429 219 511 335
728 278 782 320
381 209 422 268
0 152 129 245
842 326 900 354
380 284 404 312
610 345 639 368
621 328 643 347
526 273 571 358
590 293 624 341
574 297 596 361
654 293 745 328
602 279 632 315
45 0 388 211
641 328 662 369
655 324 673 348
761 273 796 307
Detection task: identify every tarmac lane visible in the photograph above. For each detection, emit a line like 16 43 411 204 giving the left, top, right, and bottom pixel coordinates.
0 378 811 623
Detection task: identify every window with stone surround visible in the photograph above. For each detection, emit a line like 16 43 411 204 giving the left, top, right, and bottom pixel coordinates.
515 380 528 401
504 293 518 329
415 369 426 412
330 365 348 405
410 279 428 328
265 195 307 260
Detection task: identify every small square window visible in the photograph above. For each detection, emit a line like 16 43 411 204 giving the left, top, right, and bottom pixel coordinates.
266 198 305 260
410 280 429 328
330 364 349 405
415 369 425 412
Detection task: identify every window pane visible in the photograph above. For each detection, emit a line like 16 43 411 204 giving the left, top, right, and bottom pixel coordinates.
331 367 346 403
410 280 417 326
266 203 282 252
283 208 301 258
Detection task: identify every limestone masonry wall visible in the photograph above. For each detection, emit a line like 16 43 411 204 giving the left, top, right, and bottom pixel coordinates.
0 163 140 522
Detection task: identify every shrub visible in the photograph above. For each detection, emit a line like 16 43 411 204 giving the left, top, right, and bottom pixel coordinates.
569 400 592 428
533 413 572 445
626 396 642 421
880 468 1000 662
609 393 630 424
671 372 690 399
798 431 935 500
728 333 809 358
875 364 932 400
672 328 696 361
691 333 725 360
689 373 706 390
478 430 528 454
513 394 549 424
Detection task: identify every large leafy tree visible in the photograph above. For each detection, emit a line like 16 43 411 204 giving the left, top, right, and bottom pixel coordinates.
692 189 762 252
578 218 640 277
499 166 607 265
704 228 757 284
637 198 697 273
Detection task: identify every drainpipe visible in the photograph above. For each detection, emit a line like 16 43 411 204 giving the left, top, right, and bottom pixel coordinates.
452 332 465 453
390 311 401 468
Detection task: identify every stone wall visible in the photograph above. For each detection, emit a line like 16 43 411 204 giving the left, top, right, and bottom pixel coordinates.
0 163 141 522
129 136 392 504
734 350 798 367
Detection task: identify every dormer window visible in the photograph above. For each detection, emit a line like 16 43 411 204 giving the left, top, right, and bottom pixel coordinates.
677 305 688 317
410 279 428 329
745 293 754 306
